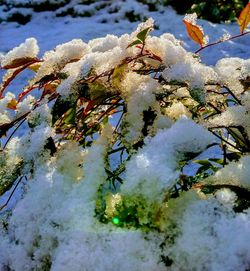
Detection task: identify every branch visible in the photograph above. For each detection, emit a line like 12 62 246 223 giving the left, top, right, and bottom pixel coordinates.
209 129 242 152
0 176 25 211
3 118 26 150
195 30 250 54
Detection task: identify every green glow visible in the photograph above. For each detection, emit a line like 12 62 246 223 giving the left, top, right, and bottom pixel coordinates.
112 217 120 225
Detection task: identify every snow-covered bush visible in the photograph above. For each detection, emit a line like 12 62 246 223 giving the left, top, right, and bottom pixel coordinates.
0 7 250 270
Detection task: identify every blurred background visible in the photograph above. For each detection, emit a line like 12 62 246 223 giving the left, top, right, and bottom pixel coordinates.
0 0 249 25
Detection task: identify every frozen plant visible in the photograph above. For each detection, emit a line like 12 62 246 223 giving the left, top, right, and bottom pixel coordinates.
0 4 250 270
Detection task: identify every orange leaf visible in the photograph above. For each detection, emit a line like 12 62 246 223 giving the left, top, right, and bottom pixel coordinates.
43 81 59 95
7 98 18 110
238 3 250 33
108 108 116 115
183 20 204 47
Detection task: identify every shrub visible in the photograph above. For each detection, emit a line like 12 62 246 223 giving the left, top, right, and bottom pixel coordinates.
0 5 250 270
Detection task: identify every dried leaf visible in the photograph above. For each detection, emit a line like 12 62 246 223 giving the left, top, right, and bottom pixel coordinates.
84 100 95 114
238 2 250 33
43 81 59 95
183 20 204 47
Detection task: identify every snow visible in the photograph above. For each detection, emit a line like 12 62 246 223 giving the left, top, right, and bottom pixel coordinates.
0 5 249 64
165 196 250 271
1 37 39 68
122 117 215 201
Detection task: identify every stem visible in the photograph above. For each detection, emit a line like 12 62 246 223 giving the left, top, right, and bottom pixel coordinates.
195 31 250 54
3 118 26 150
108 146 125 155
0 176 24 211
222 144 227 166
209 129 242 152
207 102 222 114
223 86 242 105
114 109 125 134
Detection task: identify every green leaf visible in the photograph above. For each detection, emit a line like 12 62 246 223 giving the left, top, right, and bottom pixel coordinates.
136 27 151 43
226 98 238 105
57 72 68 80
193 159 212 166
196 165 211 175
208 158 224 165
102 115 109 125
127 39 142 48
64 108 76 125
112 64 127 89
51 96 76 125
189 88 205 106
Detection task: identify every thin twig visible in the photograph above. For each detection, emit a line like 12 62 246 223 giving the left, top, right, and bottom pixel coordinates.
209 129 242 152
195 30 250 54
0 176 24 211
223 85 242 105
3 119 26 150
114 110 125 134
108 146 126 155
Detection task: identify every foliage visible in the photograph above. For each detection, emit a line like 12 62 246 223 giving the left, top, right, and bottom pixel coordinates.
189 0 249 23
0 4 250 271
161 0 249 23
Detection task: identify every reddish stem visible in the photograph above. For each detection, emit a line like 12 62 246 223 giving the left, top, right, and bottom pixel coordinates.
195 31 250 54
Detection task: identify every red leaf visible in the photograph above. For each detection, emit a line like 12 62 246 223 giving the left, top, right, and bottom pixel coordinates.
0 59 42 98
2 57 40 69
84 100 95 114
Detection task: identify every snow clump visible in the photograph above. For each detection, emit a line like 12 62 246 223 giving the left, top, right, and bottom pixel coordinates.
1 38 39 68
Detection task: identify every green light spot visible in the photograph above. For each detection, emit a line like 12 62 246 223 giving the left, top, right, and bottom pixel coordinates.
112 217 120 225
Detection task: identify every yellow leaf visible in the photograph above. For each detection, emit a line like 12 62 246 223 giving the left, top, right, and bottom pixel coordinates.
28 62 42 73
7 98 18 110
238 3 250 33
111 64 127 90
183 20 204 47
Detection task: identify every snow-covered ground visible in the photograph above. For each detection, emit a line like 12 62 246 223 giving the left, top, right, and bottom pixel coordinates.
0 4 249 64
